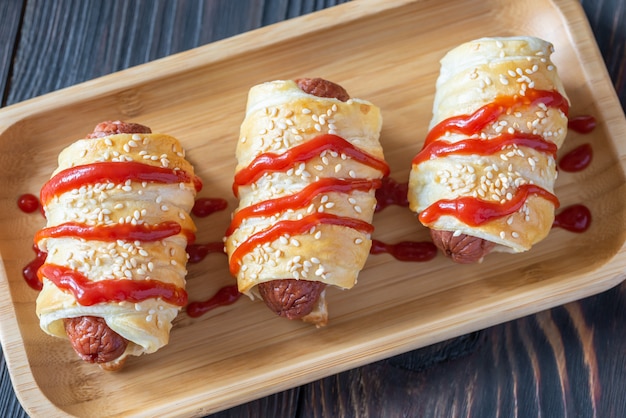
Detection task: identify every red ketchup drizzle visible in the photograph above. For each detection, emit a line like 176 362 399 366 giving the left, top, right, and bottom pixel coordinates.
553 204 592 233
23 245 47 290
40 161 202 204
227 178 380 235
413 132 557 165
34 221 188 243
18 194 40 213
424 89 569 146
375 177 408 212
558 143 593 172
419 184 559 226
568 115 597 134
192 197 228 218
229 213 374 275
38 264 187 306
370 239 437 262
228 133 388 275
232 134 390 196
414 89 568 227
187 242 226 264
186 285 241 318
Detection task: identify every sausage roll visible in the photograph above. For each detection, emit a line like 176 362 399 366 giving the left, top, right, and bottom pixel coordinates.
35 121 200 370
225 78 388 326
408 36 570 263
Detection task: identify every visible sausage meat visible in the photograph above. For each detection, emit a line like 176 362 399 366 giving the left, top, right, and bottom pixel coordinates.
64 316 128 364
257 279 326 319
256 78 348 320
430 229 496 264
295 78 350 102
86 120 151 138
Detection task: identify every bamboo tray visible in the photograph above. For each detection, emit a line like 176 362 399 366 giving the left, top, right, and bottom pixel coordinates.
1 0 625 416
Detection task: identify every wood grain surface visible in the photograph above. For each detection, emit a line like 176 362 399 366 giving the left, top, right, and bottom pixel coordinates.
0 0 624 417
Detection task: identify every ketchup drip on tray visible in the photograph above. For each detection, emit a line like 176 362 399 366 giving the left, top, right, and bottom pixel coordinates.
558 143 593 172
370 239 437 262
553 204 592 233
375 177 408 212
187 242 226 264
17 194 40 213
186 285 241 318
23 245 47 291
568 115 597 134
192 197 228 218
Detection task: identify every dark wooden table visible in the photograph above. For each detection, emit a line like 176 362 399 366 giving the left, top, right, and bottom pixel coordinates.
1 1 624 417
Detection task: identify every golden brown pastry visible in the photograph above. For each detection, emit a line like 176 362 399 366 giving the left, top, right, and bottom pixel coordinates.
35 121 199 370
225 78 388 326
408 36 570 263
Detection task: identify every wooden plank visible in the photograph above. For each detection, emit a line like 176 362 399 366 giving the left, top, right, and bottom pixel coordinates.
0 0 24 105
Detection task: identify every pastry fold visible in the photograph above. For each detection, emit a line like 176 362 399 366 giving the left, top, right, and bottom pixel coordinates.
225 80 387 323
36 130 198 364
408 36 570 254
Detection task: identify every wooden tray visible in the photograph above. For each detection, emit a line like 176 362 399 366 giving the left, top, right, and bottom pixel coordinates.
1 0 625 416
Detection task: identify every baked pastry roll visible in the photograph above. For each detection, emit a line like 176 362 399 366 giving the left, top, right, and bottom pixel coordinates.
35 121 199 370
408 36 570 263
225 78 388 326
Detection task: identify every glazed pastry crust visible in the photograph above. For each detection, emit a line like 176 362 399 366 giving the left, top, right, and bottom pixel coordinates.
36 131 197 363
408 36 569 253
226 80 385 308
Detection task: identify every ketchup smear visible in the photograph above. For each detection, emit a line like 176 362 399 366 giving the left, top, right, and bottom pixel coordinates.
375 177 408 212
186 285 241 318
370 239 437 262
23 245 46 291
187 242 226 264
192 197 228 218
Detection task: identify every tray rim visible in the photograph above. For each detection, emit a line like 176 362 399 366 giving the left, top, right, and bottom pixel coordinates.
1 0 625 416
